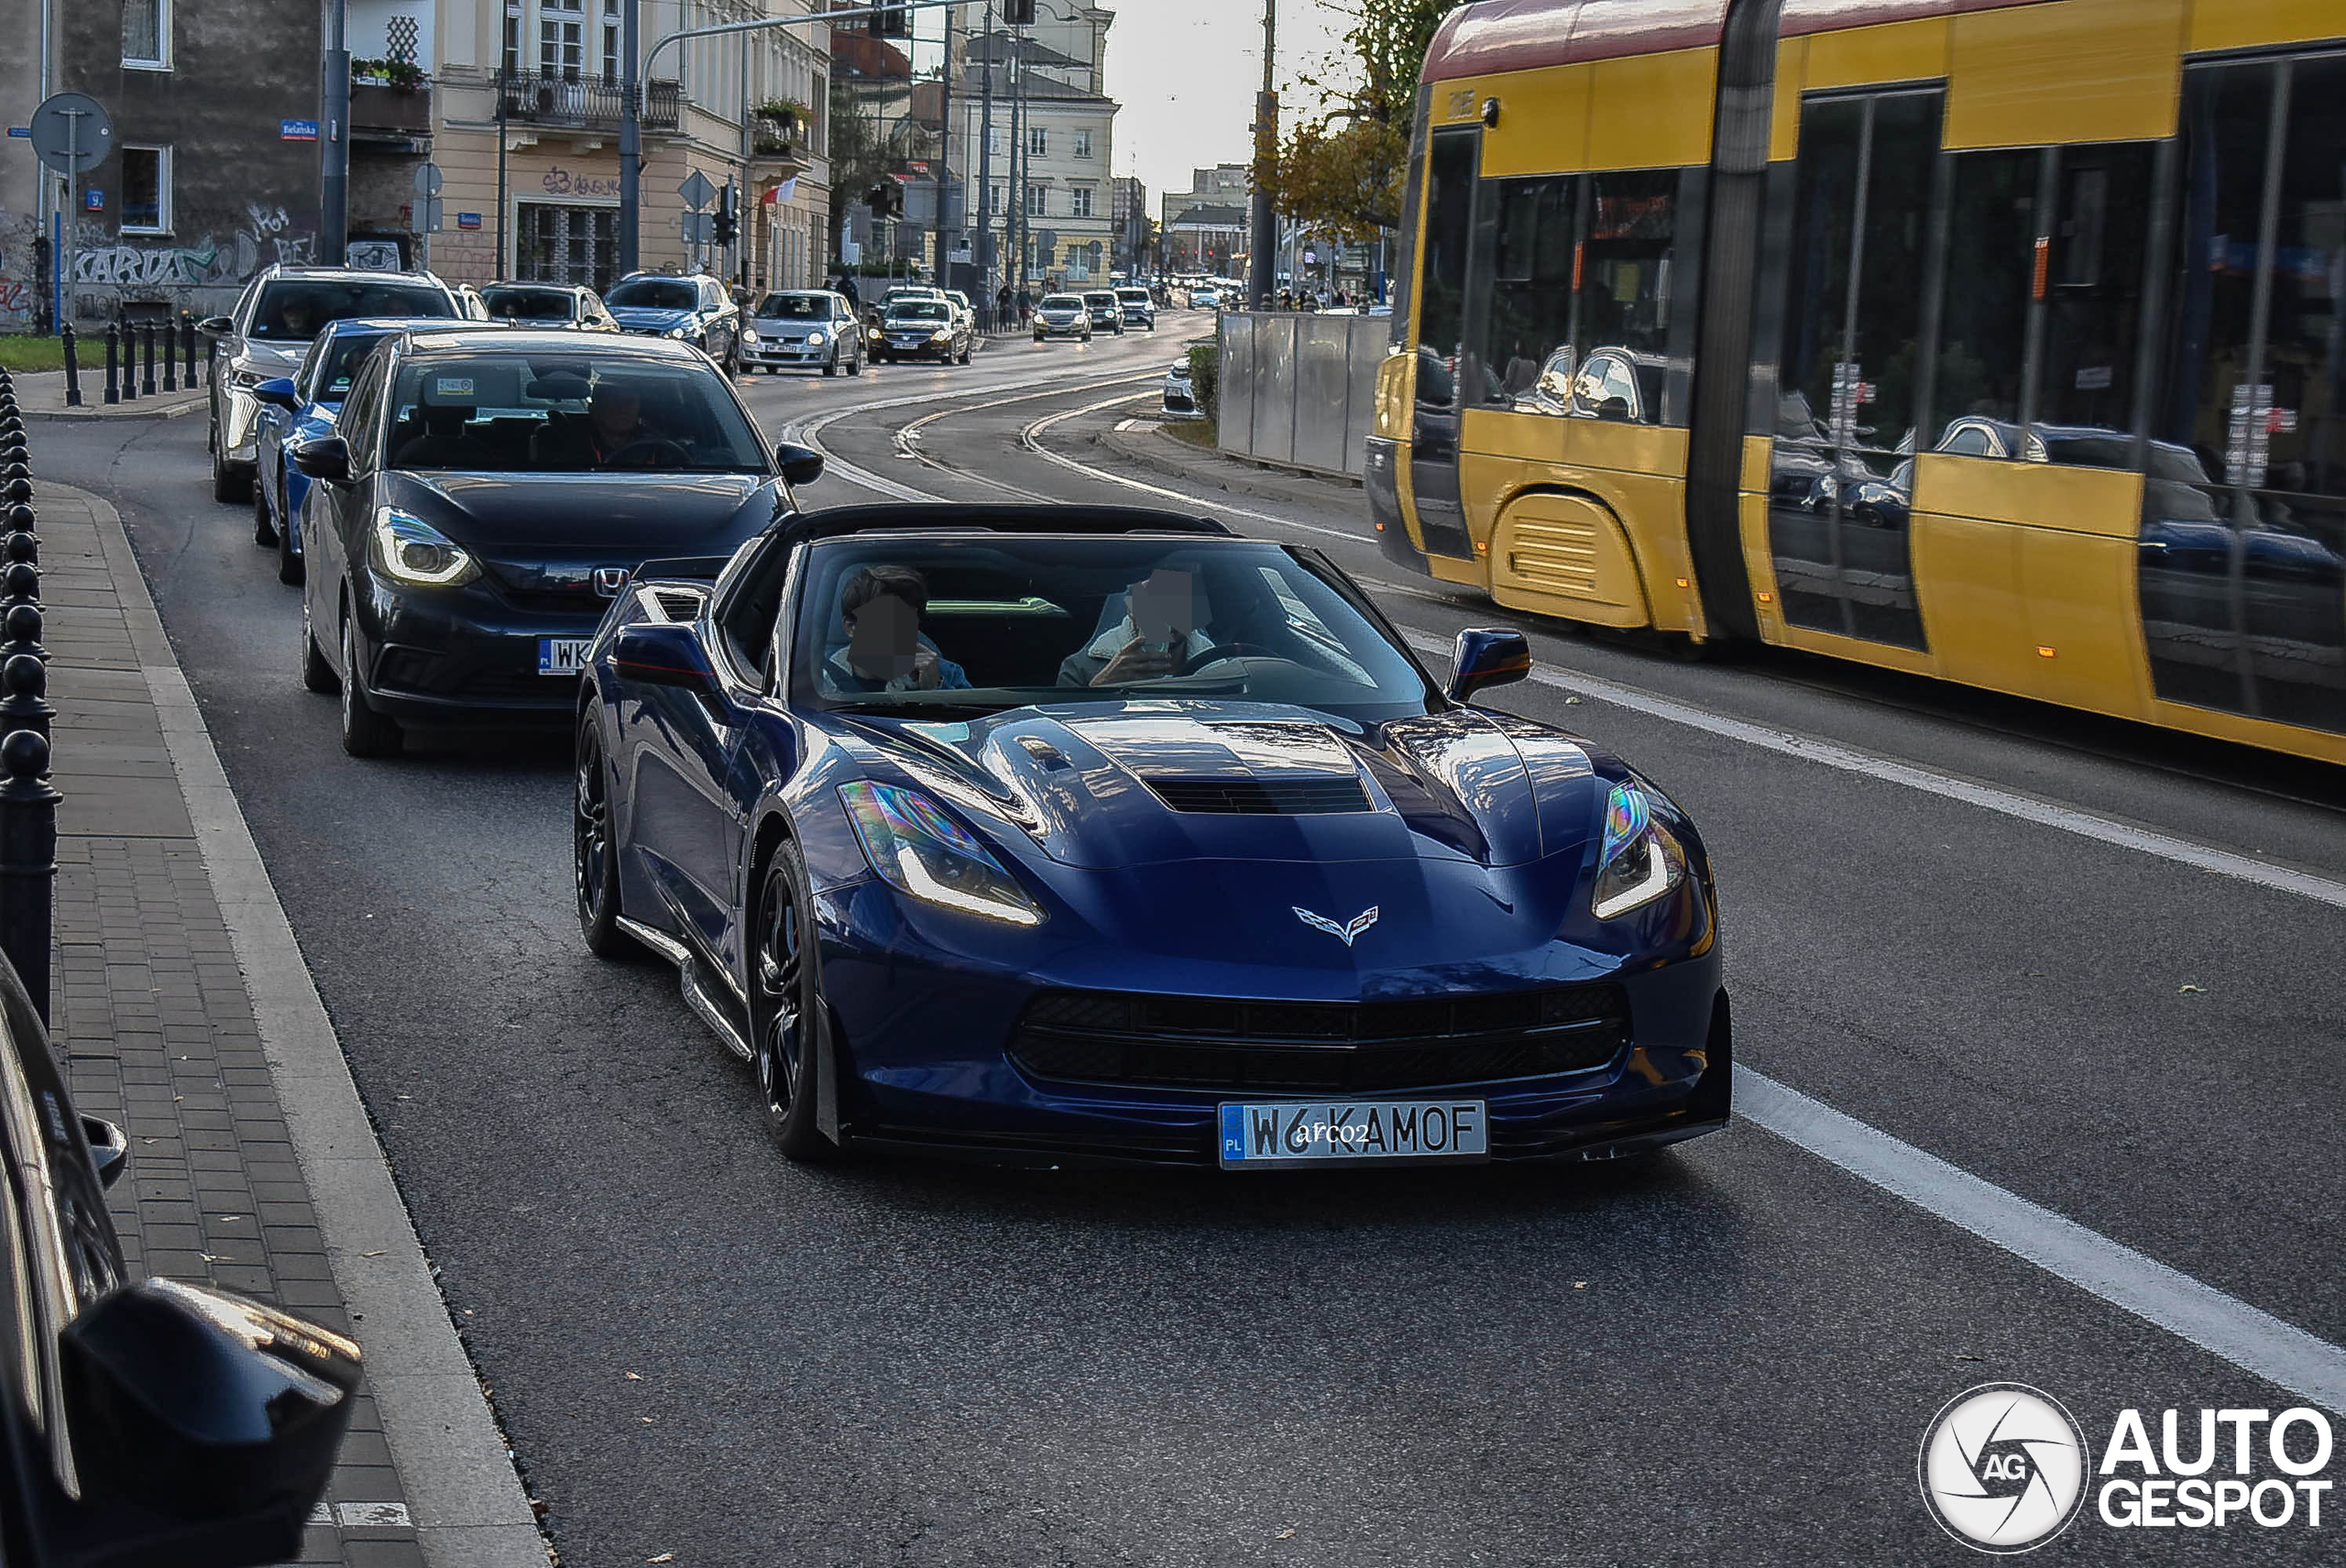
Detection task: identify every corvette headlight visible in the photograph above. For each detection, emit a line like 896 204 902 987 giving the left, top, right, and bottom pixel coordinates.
371 508 477 587
806 330 826 346
839 782 1044 927
1591 780 1685 921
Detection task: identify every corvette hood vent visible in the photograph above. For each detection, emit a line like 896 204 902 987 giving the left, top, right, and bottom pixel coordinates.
1146 776 1370 816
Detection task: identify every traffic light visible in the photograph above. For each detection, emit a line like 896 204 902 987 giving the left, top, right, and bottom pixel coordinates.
1004 0 1036 23
712 187 737 247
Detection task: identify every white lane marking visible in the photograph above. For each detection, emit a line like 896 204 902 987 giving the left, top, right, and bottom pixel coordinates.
1394 629 2346 911
1018 397 1365 543
1735 1067 2346 1412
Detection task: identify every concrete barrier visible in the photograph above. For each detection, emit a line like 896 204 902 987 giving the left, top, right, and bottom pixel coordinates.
1215 311 1389 480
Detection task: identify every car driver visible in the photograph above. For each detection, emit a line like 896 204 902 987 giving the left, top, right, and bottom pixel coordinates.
1058 567 1215 687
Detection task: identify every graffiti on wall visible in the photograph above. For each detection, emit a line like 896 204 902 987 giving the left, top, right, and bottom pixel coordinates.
66 204 314 291
0 213 40 328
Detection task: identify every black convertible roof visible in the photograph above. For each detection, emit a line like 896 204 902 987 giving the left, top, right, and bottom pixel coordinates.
778 504 1234 547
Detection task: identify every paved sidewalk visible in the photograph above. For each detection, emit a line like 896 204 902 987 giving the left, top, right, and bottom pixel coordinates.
1098 416 1366 509
8 365 208 421
36 479 543 1568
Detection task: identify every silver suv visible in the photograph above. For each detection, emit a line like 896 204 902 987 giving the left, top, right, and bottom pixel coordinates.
202 266 461 502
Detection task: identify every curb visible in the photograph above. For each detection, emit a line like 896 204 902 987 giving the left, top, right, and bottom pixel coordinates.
74 482 548 1568
24 396 208 424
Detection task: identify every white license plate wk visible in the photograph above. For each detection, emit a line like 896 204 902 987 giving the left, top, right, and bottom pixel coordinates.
537 638 592 675
1219 1099 1489 1168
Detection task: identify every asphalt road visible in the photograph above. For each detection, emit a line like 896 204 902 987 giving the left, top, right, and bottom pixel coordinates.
38 308 2346 1566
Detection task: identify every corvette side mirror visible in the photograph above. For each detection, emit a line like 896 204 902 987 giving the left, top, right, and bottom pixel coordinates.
774 443 824 487
62 1278 360 1564
613 621 719 697
1447 627 1530 705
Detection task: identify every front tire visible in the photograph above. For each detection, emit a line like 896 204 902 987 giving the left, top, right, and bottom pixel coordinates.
573 716 642 959
212 437 248 504
338 614 403 758
253 471 277 546
847 350 862 376
752 839 839 1161
300 591 337 693
823 351 839 377
278 512 304 585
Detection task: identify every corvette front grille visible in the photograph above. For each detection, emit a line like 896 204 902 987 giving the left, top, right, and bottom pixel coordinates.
1010 984 1628 1093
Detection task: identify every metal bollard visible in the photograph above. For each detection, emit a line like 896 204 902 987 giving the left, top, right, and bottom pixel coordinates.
140 323 158 397
104 323 120 406
0 729 60 1026
182 313 199 388
1 603 44 665
159 319 175 393
0 656 51 745
117 323 137 402
61 326 82 409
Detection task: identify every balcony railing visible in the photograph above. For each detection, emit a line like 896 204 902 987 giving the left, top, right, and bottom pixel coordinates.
499 71 680 133
350 81 431 137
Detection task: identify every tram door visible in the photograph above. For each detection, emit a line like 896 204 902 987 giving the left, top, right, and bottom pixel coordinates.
1409 127 1482 561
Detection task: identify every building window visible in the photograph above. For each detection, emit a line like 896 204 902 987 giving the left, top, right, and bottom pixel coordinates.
989 126 1005 158
1073 128 1092 159
542 0 586 81
120 147 170 233
123 0 168 68
989 183 1005 216
1027 126 1047 158
1069 184 1093 217
601 0 621 81
1026 184 1048 217
503 0 523 77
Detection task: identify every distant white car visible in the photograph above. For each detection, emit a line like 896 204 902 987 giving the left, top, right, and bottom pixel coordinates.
1190 287 1221 310
1162 355 1201 419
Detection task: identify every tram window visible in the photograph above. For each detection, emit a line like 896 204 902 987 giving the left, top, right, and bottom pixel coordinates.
2041 143 2153 448
1780 92 1941 458
2267 54 2346 503
1578 169 1678 365
1936 150 2035 429
1482 176 1576 405
1417 131 1477 410
2158 63 2275 487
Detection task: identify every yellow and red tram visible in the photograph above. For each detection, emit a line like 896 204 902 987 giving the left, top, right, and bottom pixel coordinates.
1366 0 2346 764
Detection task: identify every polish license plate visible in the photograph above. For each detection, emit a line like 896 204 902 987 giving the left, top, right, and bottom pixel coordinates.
1218 1099 1489 1169
537 638 592 675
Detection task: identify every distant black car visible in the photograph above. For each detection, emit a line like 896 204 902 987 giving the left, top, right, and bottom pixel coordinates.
0 951 362 1567
870 298 972 365
290 328 825 756
603 272 745 374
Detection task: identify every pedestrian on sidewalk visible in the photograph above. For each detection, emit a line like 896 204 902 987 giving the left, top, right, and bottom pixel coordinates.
996 285 1014 329
837 274 861 311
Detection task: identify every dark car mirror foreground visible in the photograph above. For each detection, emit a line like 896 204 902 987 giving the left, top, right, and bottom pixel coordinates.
613 621 720 697
61 1277 361 1565
290 436 350 485
196 316 234 336
251 377 300 412
81 1115 127 1190
774 443 825 488
1447 627 1532 705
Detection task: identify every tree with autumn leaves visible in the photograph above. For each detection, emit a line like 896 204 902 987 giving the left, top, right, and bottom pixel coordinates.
1253 0 1457 244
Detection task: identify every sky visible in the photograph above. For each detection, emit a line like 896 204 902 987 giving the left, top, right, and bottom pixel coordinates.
1101 1 1354 203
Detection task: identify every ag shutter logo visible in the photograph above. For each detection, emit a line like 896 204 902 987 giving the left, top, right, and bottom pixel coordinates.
1919 1384 2089 1552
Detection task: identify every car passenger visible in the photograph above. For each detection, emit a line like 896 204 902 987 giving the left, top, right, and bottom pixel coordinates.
824 565 972 693
1058 567 1216 687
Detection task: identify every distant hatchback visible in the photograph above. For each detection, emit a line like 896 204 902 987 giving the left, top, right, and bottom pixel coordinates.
1115 286 1157 331
480 282 619 332
744 290 863 376
1034 293 1092 341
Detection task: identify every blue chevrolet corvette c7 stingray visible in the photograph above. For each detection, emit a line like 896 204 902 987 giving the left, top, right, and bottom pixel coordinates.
572 504 1729 1168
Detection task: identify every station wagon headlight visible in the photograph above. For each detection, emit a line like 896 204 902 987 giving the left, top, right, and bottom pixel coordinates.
929 329 953 343
839 782 1044 927
1591 781 1685 921
371 508 478 587
806 330 826 346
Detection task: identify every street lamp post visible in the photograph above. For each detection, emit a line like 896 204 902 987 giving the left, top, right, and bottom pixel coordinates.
321 0 350 266
619 0 641 274
1246 0 1277 311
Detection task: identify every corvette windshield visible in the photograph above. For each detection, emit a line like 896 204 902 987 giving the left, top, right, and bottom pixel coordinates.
794 536 1438 723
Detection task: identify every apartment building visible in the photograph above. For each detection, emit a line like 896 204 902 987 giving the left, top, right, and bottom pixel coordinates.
948 4 1117 289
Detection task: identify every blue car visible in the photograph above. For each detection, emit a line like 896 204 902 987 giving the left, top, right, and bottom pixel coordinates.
250 316 467 585
573 505 1729 1168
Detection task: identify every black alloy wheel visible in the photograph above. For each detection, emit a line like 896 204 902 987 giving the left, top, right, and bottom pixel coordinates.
253 469 277 547
573 718 642 959
338 613 403 758
752 839 839 1161
300 589 337 694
